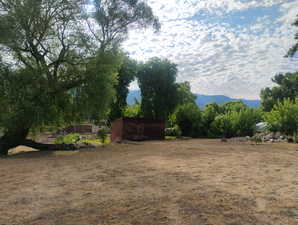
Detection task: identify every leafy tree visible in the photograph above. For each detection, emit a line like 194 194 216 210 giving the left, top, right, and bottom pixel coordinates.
220 101 248 113
232 108 262 137
261 14 298 112
202 102 221 136
137 57 179 120
0 0 159 155
209 113 235 138
209 108 261 138
176 81 197 105
286 14 298 57
265 98 298 136
261 72 298 111
88 0 160 50
170 103 202 137
109 55 138 121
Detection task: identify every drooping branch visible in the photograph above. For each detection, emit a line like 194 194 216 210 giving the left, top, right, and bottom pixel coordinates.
22 139 77 151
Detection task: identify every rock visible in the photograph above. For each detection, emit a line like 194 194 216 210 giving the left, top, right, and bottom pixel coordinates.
274 132 281 139
264 133 274 141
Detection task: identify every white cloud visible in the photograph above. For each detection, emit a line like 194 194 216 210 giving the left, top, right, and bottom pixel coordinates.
124 0 298 99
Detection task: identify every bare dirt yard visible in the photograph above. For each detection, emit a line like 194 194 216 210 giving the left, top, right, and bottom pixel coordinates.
1 139 298 225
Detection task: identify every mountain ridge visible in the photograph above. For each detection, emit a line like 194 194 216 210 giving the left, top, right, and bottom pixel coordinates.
127 90 261 108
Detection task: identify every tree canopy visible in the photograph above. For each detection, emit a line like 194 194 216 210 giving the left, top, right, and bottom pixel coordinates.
176 81 197 105
137 57 179 120
0 0 159 155
286 14 298 57
265 98 298 136
261 72 298 111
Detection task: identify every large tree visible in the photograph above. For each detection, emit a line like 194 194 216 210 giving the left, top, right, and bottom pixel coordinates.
261 14 298 111
137 57 179 120
261 72 298 111
0 0 159 155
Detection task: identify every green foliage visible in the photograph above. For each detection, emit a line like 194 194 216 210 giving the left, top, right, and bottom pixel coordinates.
110 55 138 121
220 101 248 113
261 72 298 111
261 15 298 112
55 133 81 144
232 108 262 137
97 127 109 143
165 125 182 137
209 108 262 138
0 50 121 134
286 14 298 57
265 98 298 136
91 0 160 49
138 57 180 120
0 0 160 153
169 101 261 138
171 103 202 137
201 102 221 136
209 113 234 138
176 82 197 105
123 103 142 118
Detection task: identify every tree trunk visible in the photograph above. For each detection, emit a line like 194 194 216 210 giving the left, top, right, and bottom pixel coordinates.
0 128 29 156
22 139 77 151
0 129 78 156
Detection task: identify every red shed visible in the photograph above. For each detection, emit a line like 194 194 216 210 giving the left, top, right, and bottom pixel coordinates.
111 117 165 142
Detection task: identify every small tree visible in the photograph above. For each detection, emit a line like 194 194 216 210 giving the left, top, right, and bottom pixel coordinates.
261 72 298 111
171 103 202 137
202 102 221 136
265 98 298 136
209 108 261 138
209 113 235 138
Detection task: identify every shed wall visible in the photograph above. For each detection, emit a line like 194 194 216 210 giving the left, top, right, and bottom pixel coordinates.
111 117 165 141
111 119 123 142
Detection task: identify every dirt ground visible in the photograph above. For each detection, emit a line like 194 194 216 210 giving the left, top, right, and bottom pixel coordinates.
1 139 298 225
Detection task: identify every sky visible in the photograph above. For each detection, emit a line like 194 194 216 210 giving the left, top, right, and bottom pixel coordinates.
123 0 298 100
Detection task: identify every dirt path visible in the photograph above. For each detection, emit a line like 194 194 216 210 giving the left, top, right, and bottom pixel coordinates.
1 139 298 225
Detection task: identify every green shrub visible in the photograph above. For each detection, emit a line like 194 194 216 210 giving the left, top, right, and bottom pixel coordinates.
201 102 221 136
97 127 109 143
209 108 262 138
165 125 182 137
265 98 298 136
220 101 248 113
55 133 81 144
209 113 235 138
123 104 141 118
233 108 262 137
171 103 202 137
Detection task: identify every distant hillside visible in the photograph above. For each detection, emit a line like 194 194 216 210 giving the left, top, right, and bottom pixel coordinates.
127 90 261 108
127 90 141 105
195 94 261 108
